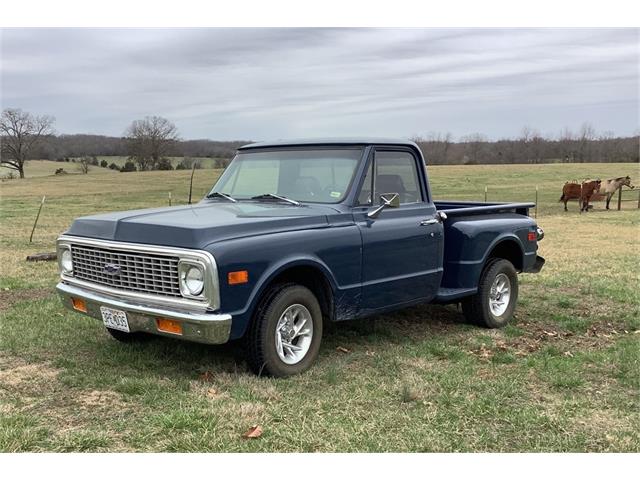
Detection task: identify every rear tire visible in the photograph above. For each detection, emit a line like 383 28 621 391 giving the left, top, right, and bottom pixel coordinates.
106 328 150 343
246 284 323 377
462 258 518 328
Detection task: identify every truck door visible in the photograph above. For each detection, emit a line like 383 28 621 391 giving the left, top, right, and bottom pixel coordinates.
354 148 444 311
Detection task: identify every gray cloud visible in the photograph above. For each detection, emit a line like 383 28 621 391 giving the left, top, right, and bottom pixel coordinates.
1 27 638 140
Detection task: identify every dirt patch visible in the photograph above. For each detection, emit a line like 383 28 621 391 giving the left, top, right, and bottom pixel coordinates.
525 375 637 450
189 380 230 401
247 383 282 402
578 408 627 434
0 355 60 390
470 329 631 361
0 287 53 312
403 357 438 371
465 312 634 362
74 390 126 410
516 318 630 353
220 401 265 423
195 371 282 403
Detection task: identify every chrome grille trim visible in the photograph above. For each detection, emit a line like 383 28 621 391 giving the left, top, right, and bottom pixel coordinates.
56 235 219 312
71 245 182 297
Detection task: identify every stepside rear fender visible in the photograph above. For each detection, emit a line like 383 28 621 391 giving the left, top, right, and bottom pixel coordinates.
441 213 537 289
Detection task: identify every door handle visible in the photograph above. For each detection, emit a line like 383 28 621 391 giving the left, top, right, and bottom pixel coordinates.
420 219 438 226
420 211 448 226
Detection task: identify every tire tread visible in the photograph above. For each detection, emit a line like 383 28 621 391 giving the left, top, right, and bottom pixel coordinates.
462 258 517 328
245 283 302 376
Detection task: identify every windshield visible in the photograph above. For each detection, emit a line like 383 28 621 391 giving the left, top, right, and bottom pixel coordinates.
208 148 363 203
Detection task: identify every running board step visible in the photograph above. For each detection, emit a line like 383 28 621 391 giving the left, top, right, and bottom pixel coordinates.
434 287 477 303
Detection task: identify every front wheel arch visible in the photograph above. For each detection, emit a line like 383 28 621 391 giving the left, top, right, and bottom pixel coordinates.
249 262 335 328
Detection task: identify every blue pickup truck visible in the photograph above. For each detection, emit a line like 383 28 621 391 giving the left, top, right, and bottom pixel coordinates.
57 138 544 376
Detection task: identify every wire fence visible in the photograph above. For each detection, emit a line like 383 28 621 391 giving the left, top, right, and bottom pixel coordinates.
444 185 640 218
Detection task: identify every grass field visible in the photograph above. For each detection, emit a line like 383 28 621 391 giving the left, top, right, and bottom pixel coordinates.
0 157 224 179
0 162 639 452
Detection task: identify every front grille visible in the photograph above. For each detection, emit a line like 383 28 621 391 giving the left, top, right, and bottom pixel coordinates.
70 244 181 297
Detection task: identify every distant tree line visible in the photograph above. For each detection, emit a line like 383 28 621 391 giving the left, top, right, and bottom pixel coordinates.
26 124 640 167
412 124 639 165
25 133 246 162
2 108 638 179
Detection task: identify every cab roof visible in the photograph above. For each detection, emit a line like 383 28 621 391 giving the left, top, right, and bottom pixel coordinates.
238 137 418 150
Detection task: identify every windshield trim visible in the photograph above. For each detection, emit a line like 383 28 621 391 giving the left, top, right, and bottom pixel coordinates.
207 146 366 205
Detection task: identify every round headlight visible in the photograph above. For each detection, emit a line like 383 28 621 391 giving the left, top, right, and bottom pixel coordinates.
184 265 204 295
61 249 73 273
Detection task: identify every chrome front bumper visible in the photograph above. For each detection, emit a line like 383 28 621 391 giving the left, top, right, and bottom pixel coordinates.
56 282 232 344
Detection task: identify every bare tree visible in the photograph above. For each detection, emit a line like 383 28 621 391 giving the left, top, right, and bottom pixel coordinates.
460 133 487 164
0 108 55 178
125 116 180 171
78 156 91 174
558 127 575 162
598 131 616 163
411 132 453 165
577 122 596 162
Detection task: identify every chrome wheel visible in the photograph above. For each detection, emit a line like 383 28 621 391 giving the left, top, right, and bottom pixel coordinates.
275 304 314 365
489 273 511 317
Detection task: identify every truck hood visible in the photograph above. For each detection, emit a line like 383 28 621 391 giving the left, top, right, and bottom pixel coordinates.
65 201 341 249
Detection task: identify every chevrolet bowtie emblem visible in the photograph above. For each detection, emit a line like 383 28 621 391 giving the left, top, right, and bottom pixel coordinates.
103 263 122 276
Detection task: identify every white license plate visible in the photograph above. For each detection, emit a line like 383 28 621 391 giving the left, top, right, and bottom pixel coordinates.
100 306 130 332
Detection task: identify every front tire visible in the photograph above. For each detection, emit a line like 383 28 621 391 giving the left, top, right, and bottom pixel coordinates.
246 284 323 377
462 258 518 328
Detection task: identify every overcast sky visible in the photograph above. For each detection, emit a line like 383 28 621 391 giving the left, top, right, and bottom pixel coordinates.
1 28 638 141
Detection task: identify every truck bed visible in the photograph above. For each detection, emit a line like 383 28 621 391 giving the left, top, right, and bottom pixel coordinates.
432 199 539 303
434 200 534 217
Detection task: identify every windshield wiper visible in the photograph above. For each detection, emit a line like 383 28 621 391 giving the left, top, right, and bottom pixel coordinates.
251 193 300 206
206 192 237 203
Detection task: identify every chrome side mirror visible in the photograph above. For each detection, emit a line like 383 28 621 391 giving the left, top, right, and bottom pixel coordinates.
367 193 400 219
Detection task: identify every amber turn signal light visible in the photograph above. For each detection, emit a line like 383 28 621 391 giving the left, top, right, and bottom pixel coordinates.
71 297 87 313
228 270 249 285
156 318 183 335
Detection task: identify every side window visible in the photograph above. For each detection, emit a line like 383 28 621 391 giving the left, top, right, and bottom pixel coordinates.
374 151 422 204
357 159 373 205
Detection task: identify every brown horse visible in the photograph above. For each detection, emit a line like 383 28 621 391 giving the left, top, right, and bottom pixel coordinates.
559 179 602 212
591 176 635 209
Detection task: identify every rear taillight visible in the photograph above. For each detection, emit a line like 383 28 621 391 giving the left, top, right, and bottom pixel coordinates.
528 227 544 242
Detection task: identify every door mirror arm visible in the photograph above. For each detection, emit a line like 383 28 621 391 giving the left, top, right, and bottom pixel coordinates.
367 193 400 219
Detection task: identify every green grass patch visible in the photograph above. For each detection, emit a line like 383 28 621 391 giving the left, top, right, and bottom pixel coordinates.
1 162 639 452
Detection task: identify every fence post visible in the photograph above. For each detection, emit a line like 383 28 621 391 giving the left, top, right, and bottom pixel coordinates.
484 186 487 203
169 192 172 206
188 162 196 205
29 196 46 243
617 187 622 211
637 189 640 209
579 181 583 215
535 186 538 219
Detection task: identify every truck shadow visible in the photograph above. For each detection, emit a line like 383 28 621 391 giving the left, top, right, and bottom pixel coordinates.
121 303 466 377
327 303 465 340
